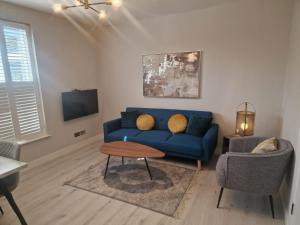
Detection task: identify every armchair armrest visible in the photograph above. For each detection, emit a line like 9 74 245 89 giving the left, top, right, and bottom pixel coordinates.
103 118 121 142
202 123 219 162
216 151 290 194
229 136 268 153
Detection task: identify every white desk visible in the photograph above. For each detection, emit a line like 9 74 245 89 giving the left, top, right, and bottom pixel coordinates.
0 156 28 225
0 156 27 179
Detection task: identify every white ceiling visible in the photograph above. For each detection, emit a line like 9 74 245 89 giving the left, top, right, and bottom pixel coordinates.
3 0 236 24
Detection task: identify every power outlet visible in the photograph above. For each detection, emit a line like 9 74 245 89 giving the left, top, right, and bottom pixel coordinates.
74 130 86 138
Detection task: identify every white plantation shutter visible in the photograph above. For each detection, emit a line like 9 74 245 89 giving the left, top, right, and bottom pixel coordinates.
13 83 42 136
0 38 16 141
0 83 16 140
0 51 5 82
0 20 46 142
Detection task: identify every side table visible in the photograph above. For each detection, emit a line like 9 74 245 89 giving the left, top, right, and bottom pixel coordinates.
222 134 241 154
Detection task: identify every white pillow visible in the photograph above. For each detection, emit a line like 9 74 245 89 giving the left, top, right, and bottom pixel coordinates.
251 137 278 154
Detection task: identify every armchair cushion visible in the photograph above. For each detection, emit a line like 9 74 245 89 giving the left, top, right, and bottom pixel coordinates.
251 137 278 154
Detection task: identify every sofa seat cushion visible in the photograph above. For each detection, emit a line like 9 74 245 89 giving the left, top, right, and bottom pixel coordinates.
166 134 203 157
107 129 203 158
133 130 172 142
109 129 141 140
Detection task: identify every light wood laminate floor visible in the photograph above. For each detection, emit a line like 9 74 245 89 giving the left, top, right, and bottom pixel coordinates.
0 142 284 225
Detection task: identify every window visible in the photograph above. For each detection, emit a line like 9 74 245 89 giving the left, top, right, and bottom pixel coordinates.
0 20 46 143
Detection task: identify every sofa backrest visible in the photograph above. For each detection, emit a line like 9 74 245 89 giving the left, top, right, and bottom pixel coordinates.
126 107 213 130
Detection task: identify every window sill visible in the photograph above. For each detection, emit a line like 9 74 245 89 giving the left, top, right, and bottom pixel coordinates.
17 134 51 146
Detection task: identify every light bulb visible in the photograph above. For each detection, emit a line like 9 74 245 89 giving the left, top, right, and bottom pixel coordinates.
53 4 64 13
98 10 107 19
240 123 249 131
111 0 122 7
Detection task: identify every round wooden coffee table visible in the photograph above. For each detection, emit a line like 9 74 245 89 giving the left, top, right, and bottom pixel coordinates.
101 141 165 180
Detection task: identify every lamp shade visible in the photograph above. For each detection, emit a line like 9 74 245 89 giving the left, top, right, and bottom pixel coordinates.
235 102 255 136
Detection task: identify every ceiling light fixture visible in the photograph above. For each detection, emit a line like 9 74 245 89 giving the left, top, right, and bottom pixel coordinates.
53 0 122 19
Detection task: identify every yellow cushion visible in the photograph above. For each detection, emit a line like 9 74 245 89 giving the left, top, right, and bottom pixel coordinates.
251 137 278 154
136 114 155 131
168 114 188 134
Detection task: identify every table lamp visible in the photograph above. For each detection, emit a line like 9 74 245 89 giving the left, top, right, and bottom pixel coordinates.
235 102 255 136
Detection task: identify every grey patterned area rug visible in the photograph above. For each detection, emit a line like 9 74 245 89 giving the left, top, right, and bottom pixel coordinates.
64 158 196 217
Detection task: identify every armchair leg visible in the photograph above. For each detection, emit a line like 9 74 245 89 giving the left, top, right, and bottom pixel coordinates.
269 195 275 219
217 187 224 208
0 180 27 225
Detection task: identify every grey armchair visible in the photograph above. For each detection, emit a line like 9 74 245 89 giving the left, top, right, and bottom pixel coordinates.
0 141 27 225
0 141 21 191
216 137 293 218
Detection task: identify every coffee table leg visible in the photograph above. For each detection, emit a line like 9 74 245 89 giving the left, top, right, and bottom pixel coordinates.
104 155 111 179
122 156 124 166
144 158 152 180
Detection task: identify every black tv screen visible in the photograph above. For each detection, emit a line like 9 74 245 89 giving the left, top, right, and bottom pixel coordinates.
62 89 99 121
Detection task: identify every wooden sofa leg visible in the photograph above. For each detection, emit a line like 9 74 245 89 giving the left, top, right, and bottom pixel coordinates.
197 160 202 170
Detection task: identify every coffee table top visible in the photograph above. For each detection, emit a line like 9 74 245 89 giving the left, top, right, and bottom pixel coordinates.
101 141 165 158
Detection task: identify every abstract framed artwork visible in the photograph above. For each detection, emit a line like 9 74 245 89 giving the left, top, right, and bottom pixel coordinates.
143 51 201 98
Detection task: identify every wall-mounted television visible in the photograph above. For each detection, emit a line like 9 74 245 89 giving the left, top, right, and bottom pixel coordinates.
62 89 99 121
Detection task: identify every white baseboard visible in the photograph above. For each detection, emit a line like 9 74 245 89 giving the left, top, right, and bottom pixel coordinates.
28 134 103 169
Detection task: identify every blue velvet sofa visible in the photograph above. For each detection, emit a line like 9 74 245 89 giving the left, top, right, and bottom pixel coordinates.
103 107 219 164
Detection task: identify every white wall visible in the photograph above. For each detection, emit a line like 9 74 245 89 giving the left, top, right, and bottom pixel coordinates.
280 0 300 224
96 0 292 150
0 2 101 161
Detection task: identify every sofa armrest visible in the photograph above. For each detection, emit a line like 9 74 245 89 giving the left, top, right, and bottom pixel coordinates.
103 118 121 142
202 123 219 162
